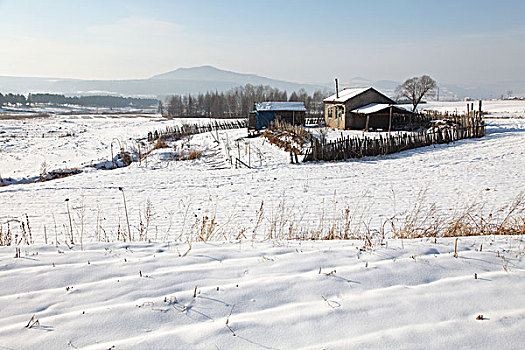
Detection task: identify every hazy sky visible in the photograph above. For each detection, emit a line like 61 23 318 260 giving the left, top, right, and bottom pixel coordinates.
1 0 524 85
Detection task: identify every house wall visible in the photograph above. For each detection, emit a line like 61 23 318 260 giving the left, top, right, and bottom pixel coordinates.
343 89 393 111
256 111 275 129
254 110 306 130
274 110 306 126
345 112 405 131
324 88 394 130
324 103 345 129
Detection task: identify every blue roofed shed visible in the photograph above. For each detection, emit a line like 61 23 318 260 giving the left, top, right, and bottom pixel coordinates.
248 102 306 130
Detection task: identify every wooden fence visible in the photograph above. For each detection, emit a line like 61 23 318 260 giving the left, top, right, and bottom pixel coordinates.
303 117 485 162
147 119 247 142
305 115 325 125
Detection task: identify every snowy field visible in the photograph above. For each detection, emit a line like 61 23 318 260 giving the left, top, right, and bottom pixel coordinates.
0 105 156 116
421 99 525 118
0 237 523 349
1 109 524 242
0 101 524 348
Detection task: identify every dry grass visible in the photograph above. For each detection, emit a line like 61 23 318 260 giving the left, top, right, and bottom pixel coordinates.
163 148 203 161
0 215 32 246
2 192 523 246
186 150 203 160
0 168 82 188
43 168 82 181
141 136 203 163
262 121 311 155
152 139 168 150
392 192 525 239
58 131 75 138
0 113 50 120
140 139 169 161
0 175 13 186
197 216 218 241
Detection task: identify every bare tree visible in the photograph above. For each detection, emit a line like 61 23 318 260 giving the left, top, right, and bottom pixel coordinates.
164 84 328 118
395 75 437 111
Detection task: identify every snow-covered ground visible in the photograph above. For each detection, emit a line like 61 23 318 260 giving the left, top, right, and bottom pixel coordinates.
0 101 524 348
421 100 525 118
1 111 524 242
0 105 156 115
0 236 523 349
0 114 213 178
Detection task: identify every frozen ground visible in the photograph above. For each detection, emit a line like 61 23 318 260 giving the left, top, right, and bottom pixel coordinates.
0 236 523 349
0 101 524 349
0 109 524 242
0 114 212 179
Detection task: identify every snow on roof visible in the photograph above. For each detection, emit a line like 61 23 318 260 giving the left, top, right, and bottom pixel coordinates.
351 103 413 114
323 87 370 103
351 103 391 114
255 102 306 112
393 105 413 113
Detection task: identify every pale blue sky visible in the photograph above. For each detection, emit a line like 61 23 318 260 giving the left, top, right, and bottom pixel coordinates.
1 0 524 84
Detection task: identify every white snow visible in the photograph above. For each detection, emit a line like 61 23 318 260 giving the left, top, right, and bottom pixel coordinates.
323 87 371 103
0 237 523 349
351 103 412 114
0 114 212 178
420 100 525 118
255 102 306 111
0 101 524 348
1 111 524 242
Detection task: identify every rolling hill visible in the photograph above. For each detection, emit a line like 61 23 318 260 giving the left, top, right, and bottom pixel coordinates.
0 66 328 97
1 66 523 100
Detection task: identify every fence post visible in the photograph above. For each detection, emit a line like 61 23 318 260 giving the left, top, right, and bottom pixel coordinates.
389 107 392 133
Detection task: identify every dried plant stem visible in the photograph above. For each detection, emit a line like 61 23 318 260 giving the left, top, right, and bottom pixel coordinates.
65 199 74 244
119 187 132 241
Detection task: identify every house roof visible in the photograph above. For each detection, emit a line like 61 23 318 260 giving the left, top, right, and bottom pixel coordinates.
255 102 306 112
323 87 394 104
323 87 369 103
351 103 414 114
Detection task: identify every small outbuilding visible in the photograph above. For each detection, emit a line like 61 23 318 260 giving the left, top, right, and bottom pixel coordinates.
324 87 414 130
248 102 306 131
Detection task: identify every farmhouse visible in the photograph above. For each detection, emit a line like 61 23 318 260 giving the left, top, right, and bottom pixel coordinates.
248 102 306 131
324 87 414 130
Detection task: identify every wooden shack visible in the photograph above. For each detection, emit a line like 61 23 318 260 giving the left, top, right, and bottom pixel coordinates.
248 102 306 131
323 87 414 130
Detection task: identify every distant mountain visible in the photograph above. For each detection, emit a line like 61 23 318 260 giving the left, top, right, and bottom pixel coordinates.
332 77 525 101
150 65 328 93
0 66 523 100
152 65 267 83
329 78 399 98
437 81 525 100
0 66 327 97
339 76 373 88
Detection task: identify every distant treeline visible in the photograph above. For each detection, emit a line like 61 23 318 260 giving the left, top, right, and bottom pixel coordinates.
0 93 158 108
164 84 329 118
0 93 27 106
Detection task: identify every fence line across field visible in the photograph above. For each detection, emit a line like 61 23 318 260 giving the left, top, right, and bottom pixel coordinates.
303 116 485 162
147 119 247 142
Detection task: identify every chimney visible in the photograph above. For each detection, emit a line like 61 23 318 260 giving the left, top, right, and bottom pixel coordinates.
335 78 339 98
